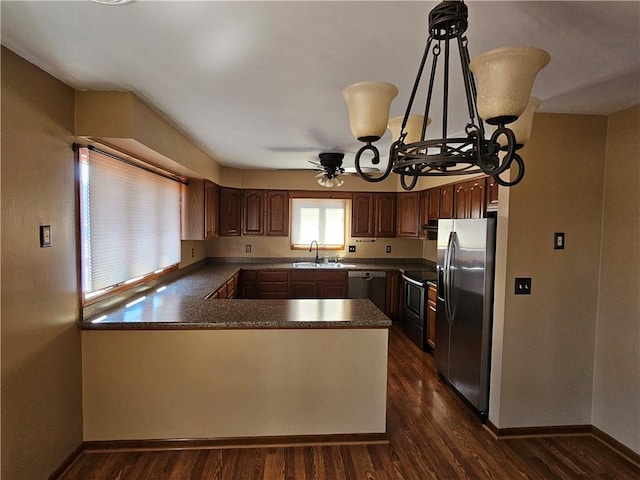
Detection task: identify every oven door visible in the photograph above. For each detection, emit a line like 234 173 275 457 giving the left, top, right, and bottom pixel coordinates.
402 274 426 349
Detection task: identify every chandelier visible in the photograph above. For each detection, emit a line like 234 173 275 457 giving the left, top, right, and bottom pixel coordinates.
342 0 550 190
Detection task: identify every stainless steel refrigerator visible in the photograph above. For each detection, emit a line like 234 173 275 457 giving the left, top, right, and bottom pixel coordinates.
436 218 496 419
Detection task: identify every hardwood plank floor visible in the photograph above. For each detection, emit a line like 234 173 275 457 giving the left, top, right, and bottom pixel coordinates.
60 325 639 480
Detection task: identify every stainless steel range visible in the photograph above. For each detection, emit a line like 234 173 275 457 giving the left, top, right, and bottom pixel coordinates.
401 270 437 350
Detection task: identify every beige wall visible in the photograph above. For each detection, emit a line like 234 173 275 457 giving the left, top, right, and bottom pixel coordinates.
592 105 640 452
1 47 83 479
489 113 608 428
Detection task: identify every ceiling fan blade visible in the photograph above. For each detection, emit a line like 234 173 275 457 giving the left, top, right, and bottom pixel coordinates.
344 166 380 174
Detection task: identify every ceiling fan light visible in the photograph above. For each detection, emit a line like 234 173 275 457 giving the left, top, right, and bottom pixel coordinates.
317 175 344 188
342 81 398 142
388 115 431 144
498 96 541 149
469 46 550 125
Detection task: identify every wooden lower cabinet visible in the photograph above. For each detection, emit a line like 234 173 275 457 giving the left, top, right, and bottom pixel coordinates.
426 283 437 350
239 270 259 299
289 270 348 299
258 270 289 299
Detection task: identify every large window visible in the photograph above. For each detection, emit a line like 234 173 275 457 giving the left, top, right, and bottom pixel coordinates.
290 198 345 249
78 146 181 303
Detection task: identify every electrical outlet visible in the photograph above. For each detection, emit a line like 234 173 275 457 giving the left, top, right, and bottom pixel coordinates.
514 277 532 295
245 245 252 253
191 248 195 258
386 245 392 253
554 232 565 250
348 245 356 253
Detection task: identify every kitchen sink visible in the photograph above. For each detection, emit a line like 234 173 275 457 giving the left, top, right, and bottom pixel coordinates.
292 262 357 269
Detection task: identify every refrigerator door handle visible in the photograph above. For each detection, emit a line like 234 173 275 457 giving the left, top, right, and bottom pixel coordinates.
444 231 455 325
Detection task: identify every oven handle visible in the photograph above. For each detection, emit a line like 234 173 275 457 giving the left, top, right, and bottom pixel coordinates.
401 274 425 287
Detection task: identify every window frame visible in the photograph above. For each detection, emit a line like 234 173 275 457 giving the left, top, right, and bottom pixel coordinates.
290 197 346 250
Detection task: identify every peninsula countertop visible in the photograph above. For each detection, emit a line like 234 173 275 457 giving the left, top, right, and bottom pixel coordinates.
81 260 435 330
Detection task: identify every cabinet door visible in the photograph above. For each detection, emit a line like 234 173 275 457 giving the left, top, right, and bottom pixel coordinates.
243 190 266 235
375 192 397 237
204 181 219 238
318 282 348 299
181 179 206 240
427 285 437 350
219 188 243 236
351 192 374 237
428 187 440 222
290 282 317 298
439 184 454 219
385 270 400 321
486 176 499 209
468 178 486 219
240 270 259 299
454 181 470 219
396 192 421 237
266 191 289 236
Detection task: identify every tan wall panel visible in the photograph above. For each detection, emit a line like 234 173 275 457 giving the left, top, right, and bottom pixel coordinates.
592 104 640 453
75 91 221 182
490 112 607 427
82 329 388 440
1 47 83 479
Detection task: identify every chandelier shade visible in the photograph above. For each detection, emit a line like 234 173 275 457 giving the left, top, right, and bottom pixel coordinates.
388 115 431 145
342 81 398 142
469 46 550 125
498 96 541 149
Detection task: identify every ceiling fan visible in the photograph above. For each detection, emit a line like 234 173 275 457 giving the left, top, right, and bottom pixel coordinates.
309 152 380 187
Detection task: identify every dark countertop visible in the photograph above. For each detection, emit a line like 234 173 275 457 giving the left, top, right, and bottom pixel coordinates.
81 260 433 330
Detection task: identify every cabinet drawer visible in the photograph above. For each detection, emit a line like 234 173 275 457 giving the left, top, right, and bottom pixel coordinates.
240 269 259 281
290 270 347 282
260 271 289 282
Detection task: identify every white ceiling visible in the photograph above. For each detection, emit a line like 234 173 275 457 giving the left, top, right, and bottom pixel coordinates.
2 1 639 172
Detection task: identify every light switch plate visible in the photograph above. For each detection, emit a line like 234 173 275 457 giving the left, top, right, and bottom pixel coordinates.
40 225 52 247
514 277 531 295
348 245 356 253
554 232 565 250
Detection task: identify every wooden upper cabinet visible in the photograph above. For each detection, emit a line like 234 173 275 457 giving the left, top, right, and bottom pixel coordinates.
205 181 219 238
266 191 289 236
375 192 396 237
351 192 375 237
219 187 243 236
351 192 396 237
486 176 499 210
454 178 486 219
242 190 266 235
396 191 421 237
468 177 486 219
427 187 440 222
439 184 455 219
182 179 218 240
454 181 470 219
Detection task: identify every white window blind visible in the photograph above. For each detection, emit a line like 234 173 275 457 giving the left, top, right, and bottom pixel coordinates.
290 198 345 248
79 147 181 296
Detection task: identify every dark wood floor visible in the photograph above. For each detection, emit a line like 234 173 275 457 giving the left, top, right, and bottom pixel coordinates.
60 325 639 480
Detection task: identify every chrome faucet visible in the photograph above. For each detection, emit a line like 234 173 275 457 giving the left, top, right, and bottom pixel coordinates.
309 240 321 264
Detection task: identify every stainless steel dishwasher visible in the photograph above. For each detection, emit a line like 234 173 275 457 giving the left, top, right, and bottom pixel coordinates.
348 271 386 312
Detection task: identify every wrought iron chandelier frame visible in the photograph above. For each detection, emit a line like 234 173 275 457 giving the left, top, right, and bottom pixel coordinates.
353 0 525 190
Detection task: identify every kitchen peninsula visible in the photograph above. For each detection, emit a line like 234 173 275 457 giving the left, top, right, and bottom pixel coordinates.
81 263 392 443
